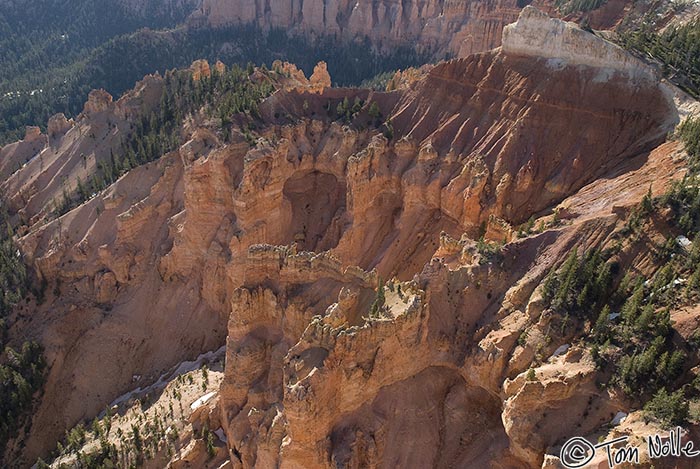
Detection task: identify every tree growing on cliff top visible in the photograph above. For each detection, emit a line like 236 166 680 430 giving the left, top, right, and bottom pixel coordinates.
644 388 689 427
369 278 386 318
382 120 394 140
368 101 381 119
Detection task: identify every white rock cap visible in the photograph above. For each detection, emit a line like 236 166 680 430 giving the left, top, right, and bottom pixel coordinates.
502 6 658 82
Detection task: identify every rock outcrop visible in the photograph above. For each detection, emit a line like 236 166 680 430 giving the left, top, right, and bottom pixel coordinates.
214 59 226 74
270 60 334 93
23 126 43 143
46 114 73 145
309 61 331 92
502 6 657 81
0 74 165 228
82 89 114 116
191 58 212 81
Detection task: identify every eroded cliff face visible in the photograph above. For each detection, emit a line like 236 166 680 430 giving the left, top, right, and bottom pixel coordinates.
0 9 691 469
191 0 637 58
194 0 528 57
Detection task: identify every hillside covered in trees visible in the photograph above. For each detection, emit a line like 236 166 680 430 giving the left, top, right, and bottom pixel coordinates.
0 201 45 457
619 13 700 97
0 1 427 146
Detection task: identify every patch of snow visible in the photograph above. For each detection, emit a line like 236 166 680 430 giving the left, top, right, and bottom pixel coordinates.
550 344 570 358
608 312 621 320
190 391 217 411
170 345 225 377
106 345 225 412
677 235 692 248
214 427 227 443
611 411 627 425
546 57 567 70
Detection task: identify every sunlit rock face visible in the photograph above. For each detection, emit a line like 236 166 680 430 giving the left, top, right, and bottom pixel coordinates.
196 0 526 57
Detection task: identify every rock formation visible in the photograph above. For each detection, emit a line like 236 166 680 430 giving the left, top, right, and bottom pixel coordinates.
1 8 695 469
309 61 331 92
214 59 226 74
82 89 114 116
191 58 212 81
191 0 633 58
23 126 43 143
502 6 657 81
271 60 334 93
194 0 523 56
46 114 73 145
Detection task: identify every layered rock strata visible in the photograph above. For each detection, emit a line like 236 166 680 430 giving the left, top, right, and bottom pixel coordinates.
0 9 689 468
192 0 634 58
194 0 525 57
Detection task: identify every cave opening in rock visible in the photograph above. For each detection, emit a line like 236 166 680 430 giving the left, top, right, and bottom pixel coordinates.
282 170 346 252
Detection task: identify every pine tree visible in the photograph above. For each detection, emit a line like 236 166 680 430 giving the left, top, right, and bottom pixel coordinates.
368 101 381 119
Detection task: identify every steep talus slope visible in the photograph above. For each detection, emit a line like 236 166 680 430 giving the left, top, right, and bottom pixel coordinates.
0 8 691 468
0 127 47 181
2 75 165 227
11 150 232 463
389 52 673 226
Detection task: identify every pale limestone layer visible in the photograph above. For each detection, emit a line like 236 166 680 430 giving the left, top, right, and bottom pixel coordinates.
502 6 656 81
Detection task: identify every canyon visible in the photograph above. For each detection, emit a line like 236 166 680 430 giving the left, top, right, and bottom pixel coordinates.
1 5 699 469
